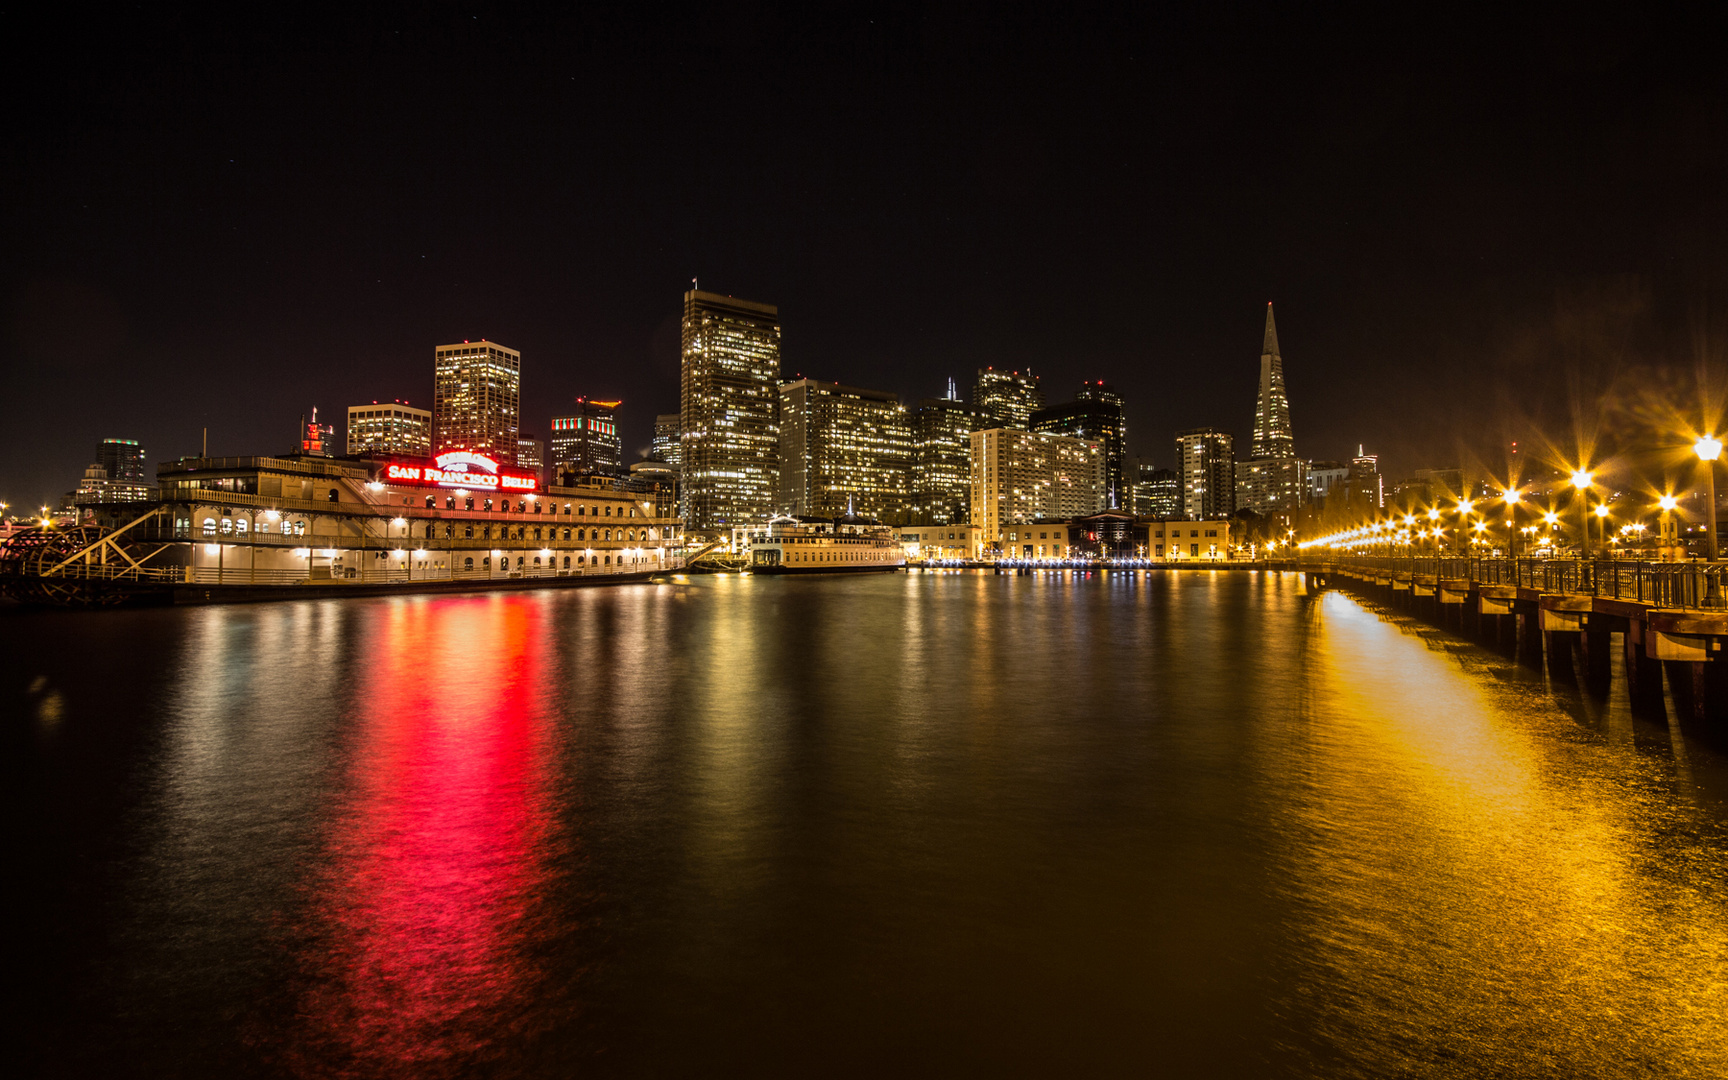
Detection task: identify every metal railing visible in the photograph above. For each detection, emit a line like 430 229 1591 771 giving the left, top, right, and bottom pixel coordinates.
1319 555 1728 610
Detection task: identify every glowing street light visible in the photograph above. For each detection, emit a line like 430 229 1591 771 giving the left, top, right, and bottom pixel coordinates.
1571 470 1595 559
1696 435 1722 561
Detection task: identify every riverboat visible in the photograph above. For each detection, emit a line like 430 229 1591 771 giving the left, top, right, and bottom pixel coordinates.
0 452 684 607
735 515 906 573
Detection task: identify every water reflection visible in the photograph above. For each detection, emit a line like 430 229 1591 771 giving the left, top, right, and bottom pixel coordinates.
280 596 566 1077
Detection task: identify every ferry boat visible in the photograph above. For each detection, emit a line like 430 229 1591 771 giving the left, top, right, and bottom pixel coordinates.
0 451 684 607
735 515 906 574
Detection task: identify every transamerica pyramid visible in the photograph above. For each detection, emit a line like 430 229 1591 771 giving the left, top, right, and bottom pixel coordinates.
1250 302 1294 459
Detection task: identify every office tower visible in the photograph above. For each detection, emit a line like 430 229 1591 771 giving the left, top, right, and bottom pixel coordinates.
974 368 1043 429
300 408 336 457
346 402 432 457
680 290 781 529
1235 457 1306 519
1305 460 1350 503
776 379 912 520
911 397 987 524
1031 381 1127 509
1133 464 1181 518
651 413 681 464
1176 427 1235 519
1251 303 1294 459
434 339 522 465
970 428 1105 539
550 398 622 478
1350 446 1384 509
96 438 146 484
518 434 545 484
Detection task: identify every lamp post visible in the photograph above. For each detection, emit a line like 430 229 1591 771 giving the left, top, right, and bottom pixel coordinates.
1695 435 1722 562
1571 470 1593 560
1504 488 1521 560
1594 503 1611 558
1659 494 1679 562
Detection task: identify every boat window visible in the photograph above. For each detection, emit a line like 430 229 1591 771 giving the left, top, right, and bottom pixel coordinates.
201 518 216 535
464 557 474 571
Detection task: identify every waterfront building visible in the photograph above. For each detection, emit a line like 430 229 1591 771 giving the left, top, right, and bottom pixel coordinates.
1132 464 1181 518
896 523 983 561
970 428 1105 544
680 290 781 530
63 451 684 592
346 401 432 458
735 516 906 572
1031 381 1128 509
1149 518 1233 560
550 398 622 479
651 413 681 464
910 396 987 525
974 368 1043 430
1176 427 1235 519
93 438 152 501
434 339 522 465
994 520 1071 559
777 379 911 521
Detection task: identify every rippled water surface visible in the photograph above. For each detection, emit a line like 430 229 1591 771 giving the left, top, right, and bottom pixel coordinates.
9 570 1728 1077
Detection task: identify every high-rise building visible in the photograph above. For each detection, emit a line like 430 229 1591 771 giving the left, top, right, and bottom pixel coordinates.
970 428 1105 541
1251 303 1294 460
550 398 622 479
1235 304 1301 518
911 397 987 525
974 368 1043 430
1350 446 1384 509
346 401 432 458
1133 464 1181 518
651 413 681 464
680 290 781 530
434 339 522 465
1177 427 1235 519
1306 460 1349 503
96 438 146 484
777 379 911 520
1234 458 1306 520
300 408 336 457
1031 381 1127 509
518 434 545 483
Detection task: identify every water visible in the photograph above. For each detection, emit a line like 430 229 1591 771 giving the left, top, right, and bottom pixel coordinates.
8 570 1728 1077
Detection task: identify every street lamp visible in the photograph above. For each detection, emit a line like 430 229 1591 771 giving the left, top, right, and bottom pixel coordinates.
1594 502 1611 557
1695 435 1722 561
1571 470 1593 559
1659 494 1680 561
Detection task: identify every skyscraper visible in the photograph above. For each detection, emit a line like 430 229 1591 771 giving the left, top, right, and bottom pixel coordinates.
974 368 1043 429
346 402 432 457
777 379 911 520
1251 303 1294 460
911 397 987 524
1133 463 1181 518
1031 381 1127 509
434 340 522 465
970 428 1105 541
95 438 146 484
1177 427 1235 519
651 413 681 464
680 290 781 530
550 398 622 478
1236 304 1302 519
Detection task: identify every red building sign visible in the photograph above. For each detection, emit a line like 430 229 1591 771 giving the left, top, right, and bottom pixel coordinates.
383 451 538 492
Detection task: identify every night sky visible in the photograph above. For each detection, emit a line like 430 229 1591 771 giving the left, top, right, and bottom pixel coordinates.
6 4 1727 508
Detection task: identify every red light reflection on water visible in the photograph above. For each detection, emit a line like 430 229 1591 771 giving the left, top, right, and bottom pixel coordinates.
284 597 565 1077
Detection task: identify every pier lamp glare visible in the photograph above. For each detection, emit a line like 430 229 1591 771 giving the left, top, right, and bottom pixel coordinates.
1427 507 1441 521
1595 504 1610 518
204 544 219 555
1458 499 1473 514
1660 495 1679 511
1696 435 1723 462
1571 470 1592 489
1504 489 1521 505
1544 512 1560 526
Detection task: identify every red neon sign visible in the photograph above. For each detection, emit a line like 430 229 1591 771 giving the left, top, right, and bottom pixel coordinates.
381 452 538 492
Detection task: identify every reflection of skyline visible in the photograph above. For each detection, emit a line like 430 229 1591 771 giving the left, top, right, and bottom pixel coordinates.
287 597 566 1077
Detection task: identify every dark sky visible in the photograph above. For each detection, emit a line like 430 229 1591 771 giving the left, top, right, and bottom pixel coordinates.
6 3 1727 508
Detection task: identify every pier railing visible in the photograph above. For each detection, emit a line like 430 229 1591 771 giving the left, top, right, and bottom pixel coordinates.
1318 555 1728 610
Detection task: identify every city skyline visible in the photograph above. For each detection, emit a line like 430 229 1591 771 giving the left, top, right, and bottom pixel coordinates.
9 8 1724 509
